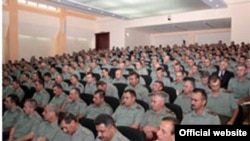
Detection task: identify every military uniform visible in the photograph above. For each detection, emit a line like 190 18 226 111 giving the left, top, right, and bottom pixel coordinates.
95 130 129 141
84 82 97 94
13 111 42 139
60 81 69 91
44 80 54 89
206 89 238 124
60 124 95 141
112 103 145 126
100 77 113 84
64 99 87 117
195 82 210 94
32 89 50 107
13 87 25 102
227 77 250 100
170 81 184 94
84 102 113 120
181 108 221 125
141 107 176 128
125 84 149 102
174 94 192 114
69 82 84 94
49 93 68 108
112 77 128 84
33 120 62 141
3 85 15 98
105 84 119 99
3 106 23 129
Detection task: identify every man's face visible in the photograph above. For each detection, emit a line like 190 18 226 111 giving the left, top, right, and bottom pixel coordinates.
4 97 13 109
93 94 103 106
115 70 122 79
69 90 77 101
151 95 163 112
209 79 220 92
152 82 162 92
23 102 31 115
128 75 138 86
191 92 205 111
96 124 113 141
183 81 193 94
42 105 52 121
236 66 246 78
60 120 75 135
122 92 135 107
157 121 175 141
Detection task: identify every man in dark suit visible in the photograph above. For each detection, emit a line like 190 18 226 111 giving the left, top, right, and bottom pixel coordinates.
212 60 234 89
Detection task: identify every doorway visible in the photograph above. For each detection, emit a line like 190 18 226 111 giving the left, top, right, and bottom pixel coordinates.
95 32 110 51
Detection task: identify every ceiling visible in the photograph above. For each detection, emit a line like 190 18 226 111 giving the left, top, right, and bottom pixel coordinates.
27 0 232 33
31 0 228 19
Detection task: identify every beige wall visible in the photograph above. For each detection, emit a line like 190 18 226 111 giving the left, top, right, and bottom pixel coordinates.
97 2 249 48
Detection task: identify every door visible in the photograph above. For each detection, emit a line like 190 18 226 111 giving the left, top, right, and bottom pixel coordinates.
95 32 110 51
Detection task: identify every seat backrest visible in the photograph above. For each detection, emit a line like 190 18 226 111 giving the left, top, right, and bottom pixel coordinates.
80 93 94 105
105 96 120 112
109 68 118 79
140 75 152 86
165 103 183 122
234 105 244 125
136 99 149 112
93 73 101 81
113 83 128 99
45 88 54 101
117 126 146 141
162 86 177 103
79 118 97 137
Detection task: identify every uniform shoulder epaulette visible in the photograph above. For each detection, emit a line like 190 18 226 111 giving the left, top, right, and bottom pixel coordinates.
207 110 217 116
82 127 91 135
16 107 23 113
136 105 142 110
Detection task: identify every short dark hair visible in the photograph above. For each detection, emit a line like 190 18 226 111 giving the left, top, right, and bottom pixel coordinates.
96 80 107 87
94 114 115 127
25 98 38 109
193 88 207 104
94 89 106 98
53 83 63 90
154 80 164 88
58 112 77 124
7 94 20 105
123 89 136 98
128 71 139 79
161 117 180 135
70 87 80 95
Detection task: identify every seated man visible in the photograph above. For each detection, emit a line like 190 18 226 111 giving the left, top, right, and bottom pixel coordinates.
8 99 43 140
140 92 176 140
125 71 149 103
95 114 129 141
84 90 113 120
49 83 68 108
207 75 239 125
151 80 170 103
58 112 95 140
3 94 23 138
16 104 65 141
112 89 145 129
32 80 50 108
181 88 221 125
61 87 87 119
156 117 180 141
174 78 195 116
96 80 119 99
